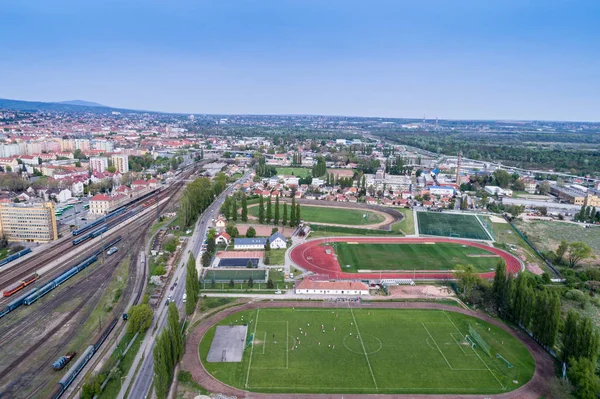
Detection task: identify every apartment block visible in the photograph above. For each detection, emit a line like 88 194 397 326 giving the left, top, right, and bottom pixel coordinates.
0 202 58 243
111 154 129 173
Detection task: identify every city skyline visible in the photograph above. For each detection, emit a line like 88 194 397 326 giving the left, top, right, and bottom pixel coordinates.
2 1 599 121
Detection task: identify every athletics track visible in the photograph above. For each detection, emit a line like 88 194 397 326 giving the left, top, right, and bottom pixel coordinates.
289 237 523 279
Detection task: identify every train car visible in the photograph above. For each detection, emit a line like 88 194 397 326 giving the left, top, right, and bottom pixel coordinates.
91 226 108 238
57 345 94 390
7 291 31 311
52 352 76 370
72 231 94 245
24 281 55 305
2 273 38 297
103 236 122 249
52 267 78 286
0 247 32 268
75 255 98 273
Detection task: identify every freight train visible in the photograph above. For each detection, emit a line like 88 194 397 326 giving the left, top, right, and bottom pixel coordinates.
0 247 32 268
45 318 119 399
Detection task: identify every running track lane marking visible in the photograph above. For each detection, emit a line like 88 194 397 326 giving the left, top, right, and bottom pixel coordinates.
245 308 260 388
350 307 378 389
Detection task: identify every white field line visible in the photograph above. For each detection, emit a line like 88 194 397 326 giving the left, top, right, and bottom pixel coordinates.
286 320 289 369
245 308 260 388
422 322 453 370
350 307 378 389
262 331 267 354
444 311 505 389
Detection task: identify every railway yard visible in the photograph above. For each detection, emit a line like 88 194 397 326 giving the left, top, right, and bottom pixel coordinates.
0 165 196 399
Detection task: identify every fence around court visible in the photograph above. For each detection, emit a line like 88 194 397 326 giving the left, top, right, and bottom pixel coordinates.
202 269 267 283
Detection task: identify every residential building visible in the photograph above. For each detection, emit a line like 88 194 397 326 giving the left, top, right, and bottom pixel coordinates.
429 186 455 197
295 279 370 296
522 178 537 194
90 157 109 173
215 232 231 245
0 143 21 158
268 232 287 249
89 193 112 215
0 201 58 243
585 189 600 207
92 139 114 152
111 154 129 173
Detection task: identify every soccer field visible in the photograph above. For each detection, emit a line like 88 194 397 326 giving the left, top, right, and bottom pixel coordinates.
334 242 501 272
200 308 534 394
249 205 385 226
417 212 492 240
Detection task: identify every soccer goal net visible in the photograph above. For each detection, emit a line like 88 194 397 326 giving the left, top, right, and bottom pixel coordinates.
468 325 491 356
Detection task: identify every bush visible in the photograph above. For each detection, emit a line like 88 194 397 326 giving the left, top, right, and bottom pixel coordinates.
153 265 166 276
178 370 193 383
163 236 178 252
565 289 587 303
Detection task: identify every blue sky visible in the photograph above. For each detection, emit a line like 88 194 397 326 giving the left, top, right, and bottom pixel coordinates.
1 0 599 121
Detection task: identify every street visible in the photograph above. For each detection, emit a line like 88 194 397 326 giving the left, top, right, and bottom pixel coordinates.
123 172 249 399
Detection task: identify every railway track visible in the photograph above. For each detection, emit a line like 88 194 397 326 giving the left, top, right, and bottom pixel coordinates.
0 173 189 398
0 182 182 299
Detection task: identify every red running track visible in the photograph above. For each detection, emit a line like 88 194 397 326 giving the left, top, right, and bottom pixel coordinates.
290 237 523 280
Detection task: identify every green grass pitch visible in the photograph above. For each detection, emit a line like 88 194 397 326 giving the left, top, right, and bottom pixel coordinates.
417 212 492 240
333 242 501 272
248 205 385 226
199 308 534 394
275 167 312 177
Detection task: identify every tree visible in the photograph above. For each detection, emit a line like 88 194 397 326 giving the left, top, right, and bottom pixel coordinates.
453 265 480 298
492 260 508 314
567 242 593 268
201 251 211 268
225 222 239 238
568 357 600 399
248 276 254 288
232 198 238 221
127 303 154 335
246 259 254 268
266 279 275 289
153 331 171 399
266 197 272 224
492 169 511 188
290 197 296 227
185 255 200 315
555 240 569 264
562 309 580 363
221 197 231 219
264 237 271 251
538 181 551 195
167 302 183 361
282 203 288 226
274 195 280 225
206 236 216 254
271 227 279 235
296 204 301 225
263 255 270 265
241 195 248 222
229 278 235 288
258 195 265 224
246 226 256 238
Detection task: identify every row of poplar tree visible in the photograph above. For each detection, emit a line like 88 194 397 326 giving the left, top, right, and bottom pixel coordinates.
492 263 600 397
258 195 301 227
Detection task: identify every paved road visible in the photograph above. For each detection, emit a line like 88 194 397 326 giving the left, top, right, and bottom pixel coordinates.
125 172 249 399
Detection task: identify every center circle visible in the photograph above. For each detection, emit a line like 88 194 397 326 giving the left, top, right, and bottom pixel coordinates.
343 333 383 355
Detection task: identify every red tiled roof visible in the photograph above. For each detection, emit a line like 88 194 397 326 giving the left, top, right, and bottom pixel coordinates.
296 280 369 291
90 194 110 201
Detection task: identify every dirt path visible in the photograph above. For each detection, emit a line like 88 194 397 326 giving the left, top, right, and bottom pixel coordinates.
182 301 553 399
247 202 396 229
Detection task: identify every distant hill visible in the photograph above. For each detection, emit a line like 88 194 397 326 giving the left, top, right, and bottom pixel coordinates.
0 97 161 114
57 100 107 107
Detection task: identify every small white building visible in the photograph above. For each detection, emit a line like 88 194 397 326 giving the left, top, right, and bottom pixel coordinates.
268 232 287 249
295 280 370 296
215 232 231 245
233 237 267 250
429 186 455 197
485 186 513 197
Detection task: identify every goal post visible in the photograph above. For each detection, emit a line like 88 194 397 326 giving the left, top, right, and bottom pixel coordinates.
468 325 491 356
